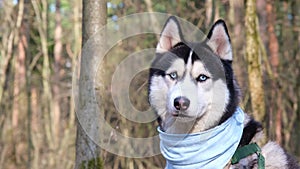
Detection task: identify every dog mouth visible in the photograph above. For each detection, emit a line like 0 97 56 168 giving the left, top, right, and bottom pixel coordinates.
171 112 193 118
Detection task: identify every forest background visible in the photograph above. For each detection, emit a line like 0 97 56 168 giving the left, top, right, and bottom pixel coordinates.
0 0 299 168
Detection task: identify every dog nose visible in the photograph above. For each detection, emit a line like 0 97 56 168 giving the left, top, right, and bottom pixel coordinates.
174 97 190 111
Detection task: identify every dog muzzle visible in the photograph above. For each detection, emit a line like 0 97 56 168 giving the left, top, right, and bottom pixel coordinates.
158 107 245 169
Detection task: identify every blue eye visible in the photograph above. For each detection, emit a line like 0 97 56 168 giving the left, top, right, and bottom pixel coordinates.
197 74 209 82
169 72 178 80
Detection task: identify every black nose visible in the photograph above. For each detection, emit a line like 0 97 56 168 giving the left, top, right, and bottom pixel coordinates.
174 97 190 111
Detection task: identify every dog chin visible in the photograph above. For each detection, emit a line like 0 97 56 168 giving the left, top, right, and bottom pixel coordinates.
163 119 197 134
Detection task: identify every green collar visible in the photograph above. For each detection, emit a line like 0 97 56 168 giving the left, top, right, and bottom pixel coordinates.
231 143 265 169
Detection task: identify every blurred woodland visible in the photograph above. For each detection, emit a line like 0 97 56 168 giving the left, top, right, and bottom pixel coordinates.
0 0 299 169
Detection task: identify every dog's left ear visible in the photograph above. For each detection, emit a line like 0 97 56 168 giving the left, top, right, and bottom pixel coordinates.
206 20 232 61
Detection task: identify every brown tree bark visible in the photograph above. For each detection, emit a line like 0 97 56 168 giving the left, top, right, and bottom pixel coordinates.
0 1 20 168
12 0 34 166
13 0 26 141
228 1 246 93
75 0 107 168
245 0 266 122
23 0 33 168
266 0 281 144
288 0 300 153
266 1 279 69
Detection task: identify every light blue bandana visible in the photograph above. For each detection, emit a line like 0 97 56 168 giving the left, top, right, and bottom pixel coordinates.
158 107 245 169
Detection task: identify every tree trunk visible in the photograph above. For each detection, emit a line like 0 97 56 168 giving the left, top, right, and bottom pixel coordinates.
69 0 81 128
205 0 214 28
53 0 62 145
289 0 300 155
266 0 281 144
228 1 246 94
75 0 107 168
13 0 26 165
32 0 55 167
245 0 266 121
0 2 16 106
23 0 33 168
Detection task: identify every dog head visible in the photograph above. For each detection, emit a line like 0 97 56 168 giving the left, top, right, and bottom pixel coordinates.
149 16 240 133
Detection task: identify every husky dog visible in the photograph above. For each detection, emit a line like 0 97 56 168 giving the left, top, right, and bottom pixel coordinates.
148 16 299 168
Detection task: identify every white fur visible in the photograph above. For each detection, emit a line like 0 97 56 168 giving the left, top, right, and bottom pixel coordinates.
262 142 288 169
193 79 229 131
165 59 185 78
186 50 193 71
149 76 168 117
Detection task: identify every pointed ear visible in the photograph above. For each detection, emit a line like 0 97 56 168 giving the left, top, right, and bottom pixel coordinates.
156 16 183 53
206 20 232 61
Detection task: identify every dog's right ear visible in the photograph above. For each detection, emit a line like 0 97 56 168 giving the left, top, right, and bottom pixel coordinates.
156 16 183 53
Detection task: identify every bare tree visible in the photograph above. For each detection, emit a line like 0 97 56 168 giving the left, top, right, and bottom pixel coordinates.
245 0 266 122
32 0 56 167
12 0 26 165
53 0 63 145
75 0 107 168
266 0 282 144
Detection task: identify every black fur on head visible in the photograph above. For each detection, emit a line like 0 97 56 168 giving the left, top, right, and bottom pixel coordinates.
206 19 241 124
218 59 241 124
